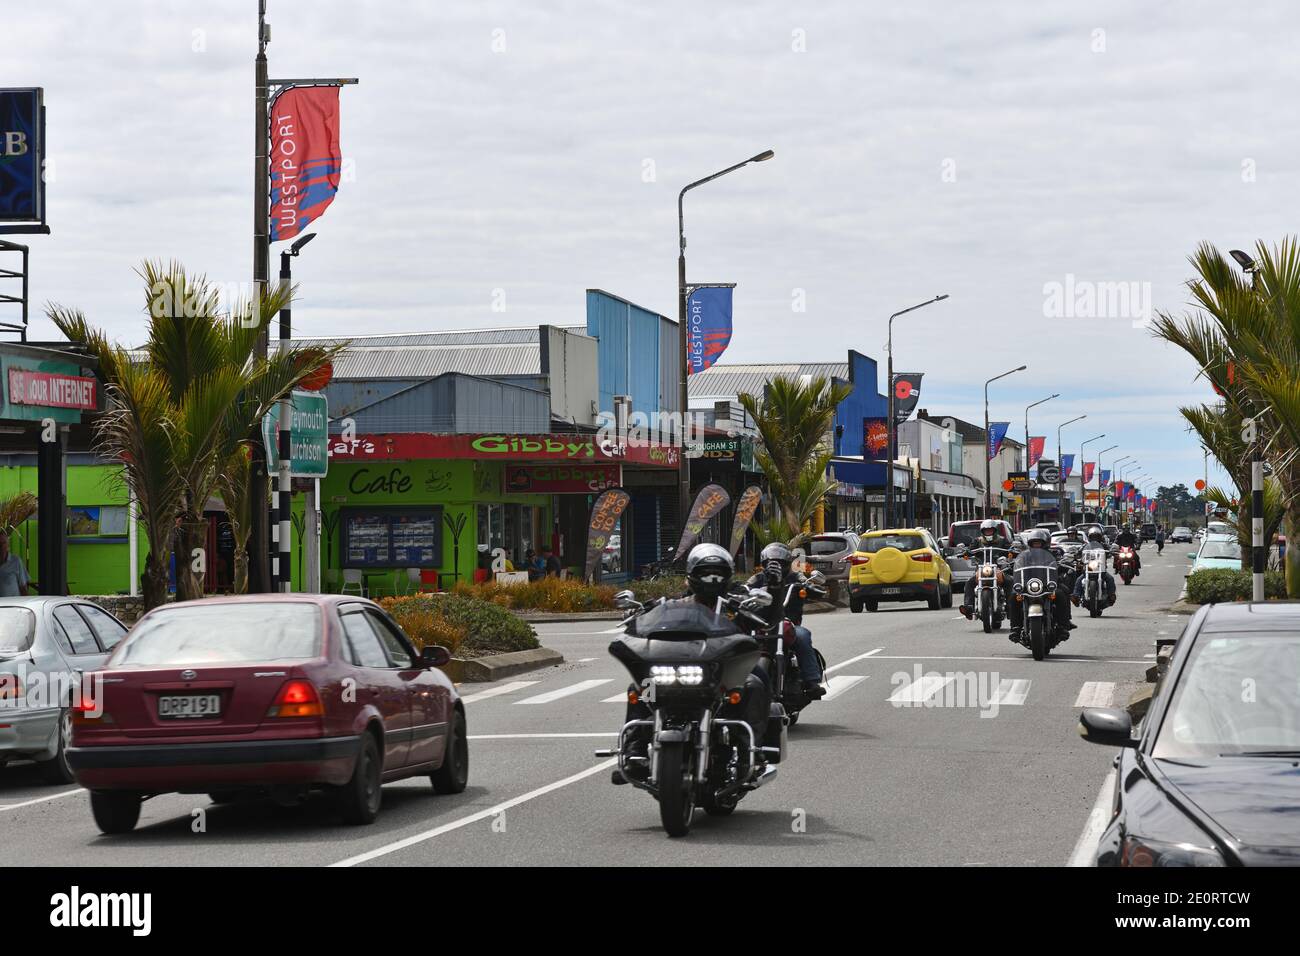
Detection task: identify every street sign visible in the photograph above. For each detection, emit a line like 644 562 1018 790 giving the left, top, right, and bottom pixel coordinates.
1039 464 1061 484
263 390 329 477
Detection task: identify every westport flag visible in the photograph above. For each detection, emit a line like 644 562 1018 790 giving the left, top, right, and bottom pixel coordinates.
987 422 1010 461
1083 462 1095 485
1100 469 1111 487
1028 437 1046 468
1061 454 1075 479
270 86 342 242
686 287 733 374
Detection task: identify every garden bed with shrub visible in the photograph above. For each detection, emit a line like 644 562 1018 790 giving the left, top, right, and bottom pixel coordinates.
378 593 540 659
1183 568 1287 604
446 574 693 613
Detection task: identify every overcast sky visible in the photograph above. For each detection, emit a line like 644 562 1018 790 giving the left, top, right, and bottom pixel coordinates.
8 0 1299 495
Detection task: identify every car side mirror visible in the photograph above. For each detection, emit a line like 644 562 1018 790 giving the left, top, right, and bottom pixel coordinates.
1187 552 1196 559
1077 707 1137 748
614 589 641 611
420 645 452 668
806 570 826 587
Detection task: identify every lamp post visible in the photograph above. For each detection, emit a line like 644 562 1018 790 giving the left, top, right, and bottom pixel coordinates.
1079 433 1104 522
1024 393 1059 472
1120 462 1139 521
983 365 1026 517
1230 250 1266 601
677 150 774 546
1096 444 1117 521
1055 415 1086 525
1110 455 1131 523
885 294 949 526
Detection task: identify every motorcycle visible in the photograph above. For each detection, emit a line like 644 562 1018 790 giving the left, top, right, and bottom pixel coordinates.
965 544 1008 633
1115 546 1137 585
597 586 786 837
640 546 677 581
753 572 829 726
1080 547 1111 617
1011 563 1064 661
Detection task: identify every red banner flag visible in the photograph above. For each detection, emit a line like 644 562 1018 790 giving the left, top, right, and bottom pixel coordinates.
1083 462 1095 485
1028 436 1045 468
270 86 342 242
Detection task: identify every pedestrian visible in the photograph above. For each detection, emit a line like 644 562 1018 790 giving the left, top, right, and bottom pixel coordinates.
0 533 32 597
541 545 562 578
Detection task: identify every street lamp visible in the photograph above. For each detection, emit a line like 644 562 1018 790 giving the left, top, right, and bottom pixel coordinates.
1080 434 1105 520
983 365 1027 517
885 294 949 526
1024 394 1059 472
1229 250 1266 600
1110 455 1131 523
1096 444 1118 520
676 150 774 538
1055 415 1086 525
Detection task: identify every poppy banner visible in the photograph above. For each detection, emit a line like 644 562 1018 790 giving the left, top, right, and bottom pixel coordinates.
892 373 923 422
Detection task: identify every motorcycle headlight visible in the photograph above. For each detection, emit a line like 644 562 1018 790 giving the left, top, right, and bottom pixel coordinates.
1088 560 1099 571
1028 578 1043 594
650 664 706 686
981 564 995 576
1120 835 1225 868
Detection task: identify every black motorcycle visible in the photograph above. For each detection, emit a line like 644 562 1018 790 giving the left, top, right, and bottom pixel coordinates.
596 587 786 837
1011 563 1066 661
964 544 1010 633
748 572 829 726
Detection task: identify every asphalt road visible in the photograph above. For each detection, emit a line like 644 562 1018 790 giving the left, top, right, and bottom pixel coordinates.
1 545 1190 866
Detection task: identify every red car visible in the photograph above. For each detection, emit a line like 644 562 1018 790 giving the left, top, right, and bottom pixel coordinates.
67 595 467 834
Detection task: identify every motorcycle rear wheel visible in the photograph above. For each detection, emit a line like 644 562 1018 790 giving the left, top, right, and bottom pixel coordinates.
656 742 695 837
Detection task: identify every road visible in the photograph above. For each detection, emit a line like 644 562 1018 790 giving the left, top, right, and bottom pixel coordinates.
0 546 1190 867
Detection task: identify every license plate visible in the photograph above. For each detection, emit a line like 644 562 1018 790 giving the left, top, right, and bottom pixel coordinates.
158 694 222 719
880 587 901 595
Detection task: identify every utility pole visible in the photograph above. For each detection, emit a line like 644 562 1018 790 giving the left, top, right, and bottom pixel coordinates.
250 0 271 592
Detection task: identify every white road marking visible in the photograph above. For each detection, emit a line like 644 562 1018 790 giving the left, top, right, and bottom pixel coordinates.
330 758 619 867
869 655 1150 665
1067 768 1117 866
1143 653 1156 658
822 675 867 701
601 623 629 634
888 674 953 704
514 679 612 705
0 788 83 812
467 738 618 743
602 692 630 703
1073 681 1117 708
825 647 883 674
576 657 597 663
990 678 1031 706
459 680 539 704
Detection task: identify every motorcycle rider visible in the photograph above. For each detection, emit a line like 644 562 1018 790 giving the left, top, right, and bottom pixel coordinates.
615 543 772 785
1115 525 1142 576
1006 528 1076 643
745 542 826 698
1071 526 1117 607
959 519 1013 620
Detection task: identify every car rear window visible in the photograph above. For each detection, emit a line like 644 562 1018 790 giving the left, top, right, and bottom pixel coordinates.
113 603 322 667
0 608 36 654
809 536 849 555
948 524 982 548
862 534 925 553
1199 541 1242 561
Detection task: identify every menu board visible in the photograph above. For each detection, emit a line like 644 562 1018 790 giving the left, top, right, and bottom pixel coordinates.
342 507 442 568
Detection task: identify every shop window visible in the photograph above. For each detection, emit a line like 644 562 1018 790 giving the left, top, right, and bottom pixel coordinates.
67 505 128 537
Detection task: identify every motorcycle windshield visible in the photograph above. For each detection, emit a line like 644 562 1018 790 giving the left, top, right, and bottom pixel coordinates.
1016 565 1056 584
626 599 741 640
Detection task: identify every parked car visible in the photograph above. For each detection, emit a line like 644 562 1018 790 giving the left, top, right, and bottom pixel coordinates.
1186 537 1243 575
847 528 953 613
1034 522 1063 535
1082 601 1300 865
0 598 130 783
804 532 859 595
1171 526 1193 543
943 519 1014 593
67 595 467 834
1140 523 1158 541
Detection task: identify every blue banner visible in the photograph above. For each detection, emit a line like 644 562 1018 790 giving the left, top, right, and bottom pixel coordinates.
686 286 733 375
1100 469 1111 487
1061 454 1075 479
0 88 44 222
987 421 1010 460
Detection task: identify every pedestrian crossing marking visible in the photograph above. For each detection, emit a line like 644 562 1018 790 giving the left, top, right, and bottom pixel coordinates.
990 678 1031 706
888 674 953 704
460 681 539 704
514 679 613 705
822 674 867 700
1073 681 1116 708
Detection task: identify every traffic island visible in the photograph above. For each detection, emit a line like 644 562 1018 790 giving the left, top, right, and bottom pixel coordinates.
445 647 565 682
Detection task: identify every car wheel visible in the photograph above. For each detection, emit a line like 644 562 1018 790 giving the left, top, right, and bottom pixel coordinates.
335 733 382 825
927 588 942 610
37 707 75 785
90 790 142 835
431 709 469 795
865 599 879 613
849 596 863 614
940 583 954 608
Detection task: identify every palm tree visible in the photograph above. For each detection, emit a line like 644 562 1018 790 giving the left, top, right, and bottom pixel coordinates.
49 261 342 608
739 374 852 545
1151 240 1300 593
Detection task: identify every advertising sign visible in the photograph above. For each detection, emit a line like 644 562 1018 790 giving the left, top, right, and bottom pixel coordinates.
728 485 763 557
503 463 620 493
685 286 733 374
0 88 44 223
328 432 680 468
675 483 732 558
269 86 342 242
7 367 96 410
584 488 631 582
892 373 923 422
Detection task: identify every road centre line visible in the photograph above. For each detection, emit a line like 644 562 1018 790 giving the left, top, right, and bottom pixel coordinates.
825 648 883 674
867 655 1150 665
469 733 616 739
0 789 83 812
1067 768 1117 866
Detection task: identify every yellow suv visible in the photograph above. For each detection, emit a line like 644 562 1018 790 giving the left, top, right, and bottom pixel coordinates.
846 528 953 613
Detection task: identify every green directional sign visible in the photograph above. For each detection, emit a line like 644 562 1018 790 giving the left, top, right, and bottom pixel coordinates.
263 390 329 478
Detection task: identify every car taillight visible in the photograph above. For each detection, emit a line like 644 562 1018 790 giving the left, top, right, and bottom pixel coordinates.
848 554 871 565
911 553 933 562
0 672 21 702
71 685 111 724
266 680 324 718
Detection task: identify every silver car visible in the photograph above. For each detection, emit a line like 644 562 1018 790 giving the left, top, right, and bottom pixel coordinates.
803 532 861 599
0 598 129 784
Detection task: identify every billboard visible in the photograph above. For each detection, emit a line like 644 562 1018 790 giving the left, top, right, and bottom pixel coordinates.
0 88 44 223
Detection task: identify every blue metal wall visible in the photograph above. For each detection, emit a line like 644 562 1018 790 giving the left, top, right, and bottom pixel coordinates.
585 289 671 418
834 349 888 458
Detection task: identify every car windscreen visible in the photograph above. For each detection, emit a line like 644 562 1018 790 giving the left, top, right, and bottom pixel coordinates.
1153 633 1300 758
0 607 36 654
949 525 982 548
862 534 924 553
1199 541 1242 561
112 603 322 667
809 536 849 555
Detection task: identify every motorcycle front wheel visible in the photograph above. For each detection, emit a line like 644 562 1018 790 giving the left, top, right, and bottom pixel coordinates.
656 741 696 837
1028 615 1047 661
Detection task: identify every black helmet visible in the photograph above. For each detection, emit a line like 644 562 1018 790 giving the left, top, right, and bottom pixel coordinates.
1087 525 1105 543
685 543 734 601
1024 528 1050 549
759 541 793 582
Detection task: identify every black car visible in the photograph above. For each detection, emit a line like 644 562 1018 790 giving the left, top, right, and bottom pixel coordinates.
1080 602 1300 865
1141 522 1157 541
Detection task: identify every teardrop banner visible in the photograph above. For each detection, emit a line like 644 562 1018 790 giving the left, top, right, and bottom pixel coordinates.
584 488 631 583
728 485 763 557
675 483 732 560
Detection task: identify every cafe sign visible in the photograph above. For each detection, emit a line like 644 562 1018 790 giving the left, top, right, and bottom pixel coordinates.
329 432 680 468
504 463 620 494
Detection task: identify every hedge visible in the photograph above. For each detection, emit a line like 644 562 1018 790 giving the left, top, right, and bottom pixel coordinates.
379 593 539 658
1183 568 1287 604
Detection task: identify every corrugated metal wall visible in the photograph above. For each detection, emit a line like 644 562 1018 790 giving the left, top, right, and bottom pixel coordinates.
586 289 673 420
338 374 549 434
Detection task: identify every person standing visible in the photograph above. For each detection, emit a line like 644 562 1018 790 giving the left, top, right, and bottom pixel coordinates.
0 534 33 597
